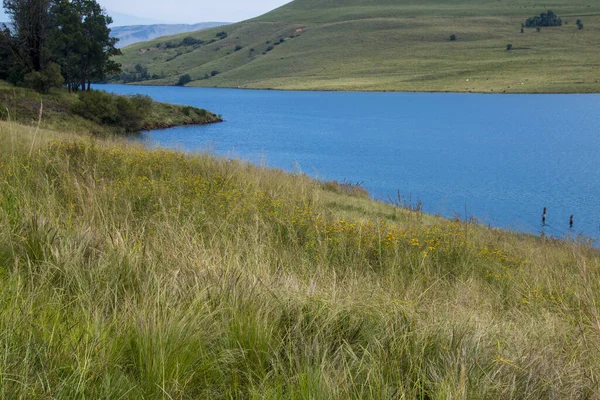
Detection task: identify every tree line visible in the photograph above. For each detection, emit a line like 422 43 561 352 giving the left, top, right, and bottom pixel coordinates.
0 0 120 93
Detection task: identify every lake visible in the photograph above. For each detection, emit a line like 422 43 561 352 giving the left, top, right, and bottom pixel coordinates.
100 84 600 241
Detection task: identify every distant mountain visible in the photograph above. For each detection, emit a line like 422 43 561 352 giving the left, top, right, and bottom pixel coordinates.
108 11 168 27
112 22 229 48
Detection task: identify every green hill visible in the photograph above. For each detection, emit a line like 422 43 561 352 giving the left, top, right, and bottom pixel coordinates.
115 0 600 92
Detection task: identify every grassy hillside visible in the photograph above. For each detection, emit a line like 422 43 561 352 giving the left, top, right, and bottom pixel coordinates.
115 0 600 92
0 83 222 134
1 118 599 397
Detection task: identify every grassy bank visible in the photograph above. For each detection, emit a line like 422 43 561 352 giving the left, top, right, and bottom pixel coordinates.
0 83 222 135
0 120 599 398
115 0 600 93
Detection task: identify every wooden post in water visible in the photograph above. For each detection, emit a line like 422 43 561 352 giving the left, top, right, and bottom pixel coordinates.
542 207 547 226
570 215 574 229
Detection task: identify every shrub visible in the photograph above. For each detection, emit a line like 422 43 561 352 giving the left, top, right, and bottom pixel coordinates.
71 91 153 133
116 95 152 132
450 34 456 41
234 45 243 51
210 70 219 77
536 27 541 32
577 19 584 30
23 63 64 94
266 46 274 52
177 74 192 86
216 31 228 39
506 44 513 51
182 36 203 46
525 10 562 28
71 90 118 125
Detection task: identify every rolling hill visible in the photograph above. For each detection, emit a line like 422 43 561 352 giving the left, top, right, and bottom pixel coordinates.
115 0 600 93
111 22 229 48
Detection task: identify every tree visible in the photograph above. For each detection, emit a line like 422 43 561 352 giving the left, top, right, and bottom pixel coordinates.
3 0 54 72
525 10 562 28
71 0 121 91
1 0 121 92
51 0 84 92
177 74 192 86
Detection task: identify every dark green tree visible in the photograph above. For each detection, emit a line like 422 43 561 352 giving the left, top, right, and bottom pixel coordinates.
177 74 192 86
71 0 121 91
525 10 562 28
3 0 54 72
51 0 85 92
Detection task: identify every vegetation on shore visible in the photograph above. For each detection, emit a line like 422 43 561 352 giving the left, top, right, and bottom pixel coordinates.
0 117 599 398
114 0 600 93
0 83 222 134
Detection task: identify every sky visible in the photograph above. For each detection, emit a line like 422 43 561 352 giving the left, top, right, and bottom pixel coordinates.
0 0 291 25
0 0 292 25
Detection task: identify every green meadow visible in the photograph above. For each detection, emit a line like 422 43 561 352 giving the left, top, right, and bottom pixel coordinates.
0 113 599 397
116 0 600 92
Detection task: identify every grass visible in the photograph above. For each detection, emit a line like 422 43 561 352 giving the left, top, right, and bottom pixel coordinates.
0 84 222 135
1 117 599 398
115 0 600 93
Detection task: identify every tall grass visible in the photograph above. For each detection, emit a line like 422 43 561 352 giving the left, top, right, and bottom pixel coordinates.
0 120 599 398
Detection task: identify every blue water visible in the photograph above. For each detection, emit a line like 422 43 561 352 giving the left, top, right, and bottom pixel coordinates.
100 84 600 241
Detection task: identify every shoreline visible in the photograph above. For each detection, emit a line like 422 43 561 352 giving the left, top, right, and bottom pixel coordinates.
113 82 600 96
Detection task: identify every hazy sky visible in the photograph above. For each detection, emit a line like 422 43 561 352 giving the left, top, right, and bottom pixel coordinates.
1 0 292 25
99 0 291 24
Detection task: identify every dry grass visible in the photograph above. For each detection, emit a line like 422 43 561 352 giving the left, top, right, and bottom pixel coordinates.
0 120 599 398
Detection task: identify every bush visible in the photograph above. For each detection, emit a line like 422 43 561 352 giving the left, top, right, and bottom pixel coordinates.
177 74 192 86
506 44 513 51
450 34 456 41
182 36 203 46
234 45 243 51
116 95 152 132
577 19 584 30
23 63 64 94
525 10 562 28
216 31 228 39
266 46 274 52
210 70 219 77
71 91 153 133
